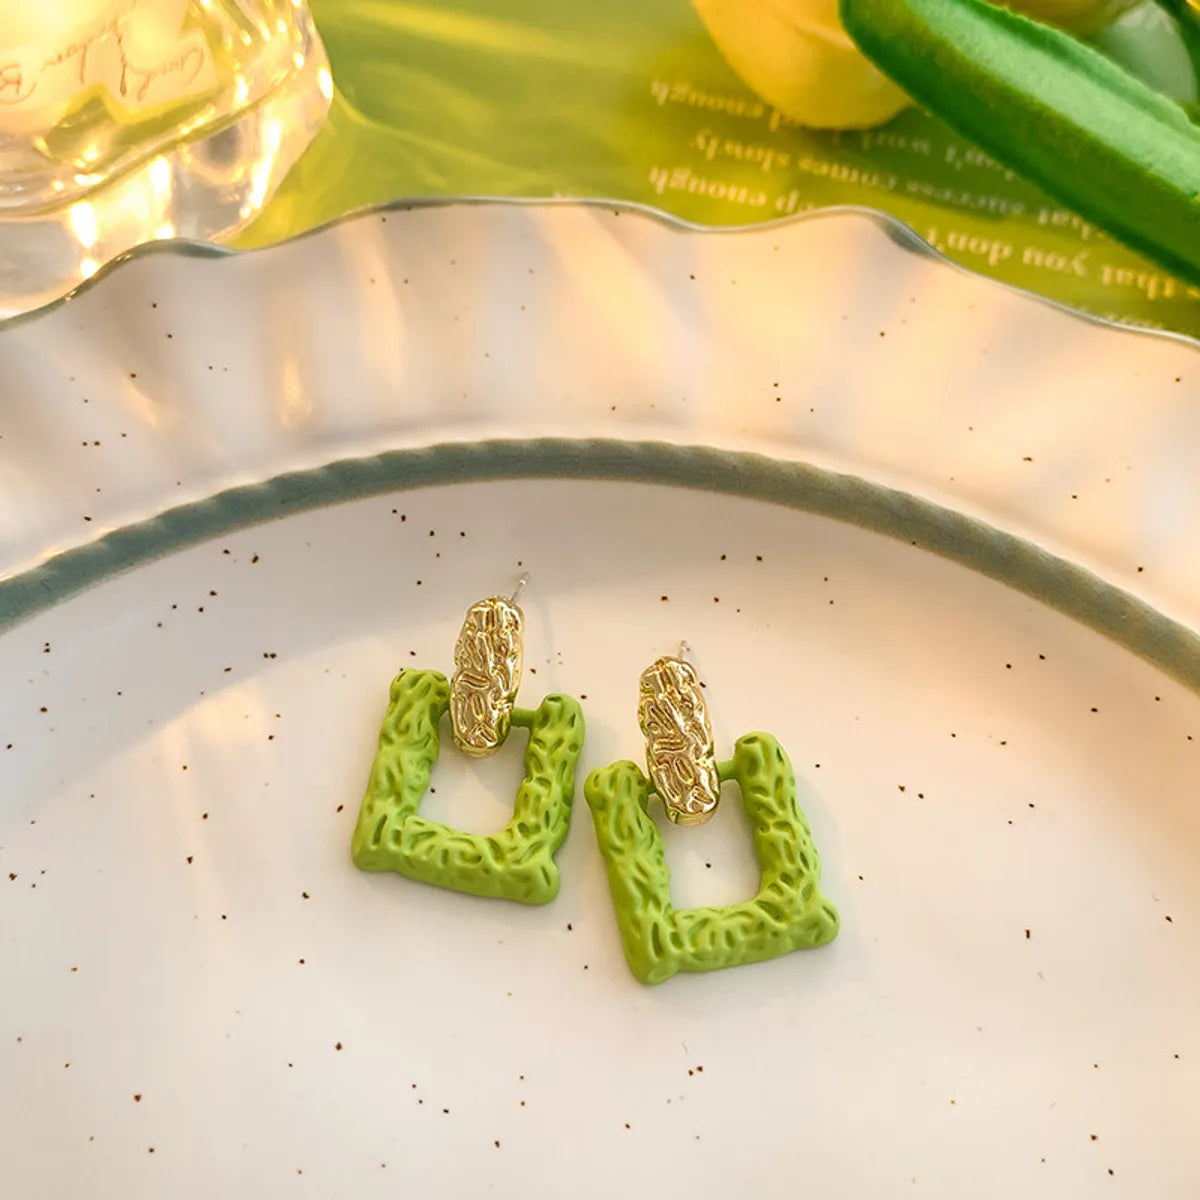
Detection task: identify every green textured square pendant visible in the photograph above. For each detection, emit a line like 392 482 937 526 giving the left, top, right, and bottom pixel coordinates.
352 669 585 905
584 732 839 984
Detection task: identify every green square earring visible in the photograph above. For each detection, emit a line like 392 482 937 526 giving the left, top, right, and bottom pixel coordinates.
351 574 585 905
584 642 838 984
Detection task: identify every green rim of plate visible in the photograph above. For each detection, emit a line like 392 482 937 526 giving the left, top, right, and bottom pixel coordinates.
2 438 1198 694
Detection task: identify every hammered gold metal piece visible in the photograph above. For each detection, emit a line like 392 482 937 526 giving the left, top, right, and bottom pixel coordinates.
637 655 721 826
449 592 525 757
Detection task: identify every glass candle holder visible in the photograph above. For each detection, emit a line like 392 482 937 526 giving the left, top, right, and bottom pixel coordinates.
0 0 332 316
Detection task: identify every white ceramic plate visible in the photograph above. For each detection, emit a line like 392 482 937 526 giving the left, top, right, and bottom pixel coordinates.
1 203 1198 1199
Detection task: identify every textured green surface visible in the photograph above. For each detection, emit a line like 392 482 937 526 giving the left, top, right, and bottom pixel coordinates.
841 0 1200 285
352 667 585 904
585 731 839 985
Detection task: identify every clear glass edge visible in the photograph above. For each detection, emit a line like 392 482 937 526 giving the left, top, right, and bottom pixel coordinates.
3 195 1200 354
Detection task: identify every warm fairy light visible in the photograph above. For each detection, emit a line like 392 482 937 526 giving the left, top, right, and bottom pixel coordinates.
234 75 250 105
69 201 98 248
317 66 333 101
79 257 99 278
293 51 305 70
155 223 175 239
246 118 283 210
149 156 171 197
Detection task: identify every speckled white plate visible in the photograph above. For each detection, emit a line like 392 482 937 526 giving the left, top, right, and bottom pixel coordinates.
1 202 1198 1199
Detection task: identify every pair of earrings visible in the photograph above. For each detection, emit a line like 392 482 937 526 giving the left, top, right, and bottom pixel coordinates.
350 578 839 985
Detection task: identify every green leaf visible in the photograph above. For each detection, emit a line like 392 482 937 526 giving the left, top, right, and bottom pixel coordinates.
840 0 1200 283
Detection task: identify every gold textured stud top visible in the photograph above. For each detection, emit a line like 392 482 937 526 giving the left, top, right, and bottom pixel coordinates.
449 572 528 757
637 640 721 826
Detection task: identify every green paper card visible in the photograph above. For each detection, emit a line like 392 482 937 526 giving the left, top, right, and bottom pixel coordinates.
243 0 1200 340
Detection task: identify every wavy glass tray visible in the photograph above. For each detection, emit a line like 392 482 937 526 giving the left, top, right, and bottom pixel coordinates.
1 202 1197 1198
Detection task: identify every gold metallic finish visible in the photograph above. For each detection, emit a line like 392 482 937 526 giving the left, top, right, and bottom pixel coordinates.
637 655 721 826
449 594 525 757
